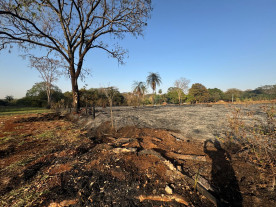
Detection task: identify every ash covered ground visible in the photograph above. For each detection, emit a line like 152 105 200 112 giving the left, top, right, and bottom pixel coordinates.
1 104 275 207
78 104 269 141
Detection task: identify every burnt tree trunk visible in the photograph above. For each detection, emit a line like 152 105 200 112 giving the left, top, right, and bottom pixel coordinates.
69 54 83 113
71 79 80 113
70 66 80 113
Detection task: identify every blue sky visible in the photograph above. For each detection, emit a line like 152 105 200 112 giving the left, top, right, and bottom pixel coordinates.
1 0 276 99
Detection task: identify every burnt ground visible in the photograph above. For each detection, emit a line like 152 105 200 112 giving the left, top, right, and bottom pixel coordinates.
77 103 273 140
0 105 275 207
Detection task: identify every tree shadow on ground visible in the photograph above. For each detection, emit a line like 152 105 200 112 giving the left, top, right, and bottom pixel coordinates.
204 139 243 207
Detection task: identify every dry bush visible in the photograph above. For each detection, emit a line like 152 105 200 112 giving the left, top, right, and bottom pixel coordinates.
224 105 276 190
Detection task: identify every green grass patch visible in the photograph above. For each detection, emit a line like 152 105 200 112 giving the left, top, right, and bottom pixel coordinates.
0 135 15 145
1 157 34 173
36 131 56 140
1 173 50 207
0 106 51 116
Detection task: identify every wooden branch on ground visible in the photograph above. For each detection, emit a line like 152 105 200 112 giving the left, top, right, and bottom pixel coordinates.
138 149 219 206
137 194 189 205
166 152 207 162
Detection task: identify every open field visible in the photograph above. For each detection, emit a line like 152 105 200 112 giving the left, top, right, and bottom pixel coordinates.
79 103 274 141
0 106 51 116
0 103 275 206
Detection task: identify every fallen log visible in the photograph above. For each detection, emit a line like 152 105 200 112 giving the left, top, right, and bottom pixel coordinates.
113 148 137 153
182 174 219 206
193 174 217 192
137 194 189 205
166 152 206 162
138 149 219 206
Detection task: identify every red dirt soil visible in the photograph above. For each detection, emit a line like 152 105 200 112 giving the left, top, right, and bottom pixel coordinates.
0 113 275 206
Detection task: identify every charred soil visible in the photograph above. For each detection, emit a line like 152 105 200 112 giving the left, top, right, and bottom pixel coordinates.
0 112 275 206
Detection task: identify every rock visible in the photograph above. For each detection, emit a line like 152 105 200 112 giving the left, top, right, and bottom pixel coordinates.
165 185 173 194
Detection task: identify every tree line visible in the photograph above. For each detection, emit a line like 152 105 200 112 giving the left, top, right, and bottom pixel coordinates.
1 80 275 108
1 2 275 112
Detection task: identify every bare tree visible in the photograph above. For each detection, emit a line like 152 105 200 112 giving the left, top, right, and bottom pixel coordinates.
174 77 190 105
102 86 118 129
0 0 152 112
29 56 61 108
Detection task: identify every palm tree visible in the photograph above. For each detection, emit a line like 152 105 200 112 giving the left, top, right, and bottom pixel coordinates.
146 72 162 105
146 72 162 95
141 84 147 100
133 81 147 105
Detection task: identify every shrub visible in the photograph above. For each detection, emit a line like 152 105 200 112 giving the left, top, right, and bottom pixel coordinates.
224 105 276 190
0 100 8 106
16 97 47 107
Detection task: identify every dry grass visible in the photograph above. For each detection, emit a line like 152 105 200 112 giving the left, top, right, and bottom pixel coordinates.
224 104 276 190
210 99 276 105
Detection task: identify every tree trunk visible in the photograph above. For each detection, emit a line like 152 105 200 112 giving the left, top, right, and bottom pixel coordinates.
92 103 96 119
71 75 80 113
153 89 156 105
46 91 51 108
110 101 114 128
46 85 51 109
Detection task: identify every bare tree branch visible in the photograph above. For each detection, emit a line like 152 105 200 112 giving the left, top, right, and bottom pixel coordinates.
29 55 62 107
0 0 152 111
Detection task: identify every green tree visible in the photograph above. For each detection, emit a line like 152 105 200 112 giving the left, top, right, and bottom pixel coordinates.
63 91 73 109
0 99 8 106
188 83 210 103
254 85 276 100
146 72 162 94
208 88 224 102
25 82 63 107
113 92 125 106
224 88 242 102
5 95 14 103
87 89 100 106
241 85 276 101
26 82 61 97
146 72 162 105
166 87 184 104
0 0 152 112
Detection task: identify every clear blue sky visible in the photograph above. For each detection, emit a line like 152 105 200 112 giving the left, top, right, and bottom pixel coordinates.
1 0 276 99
